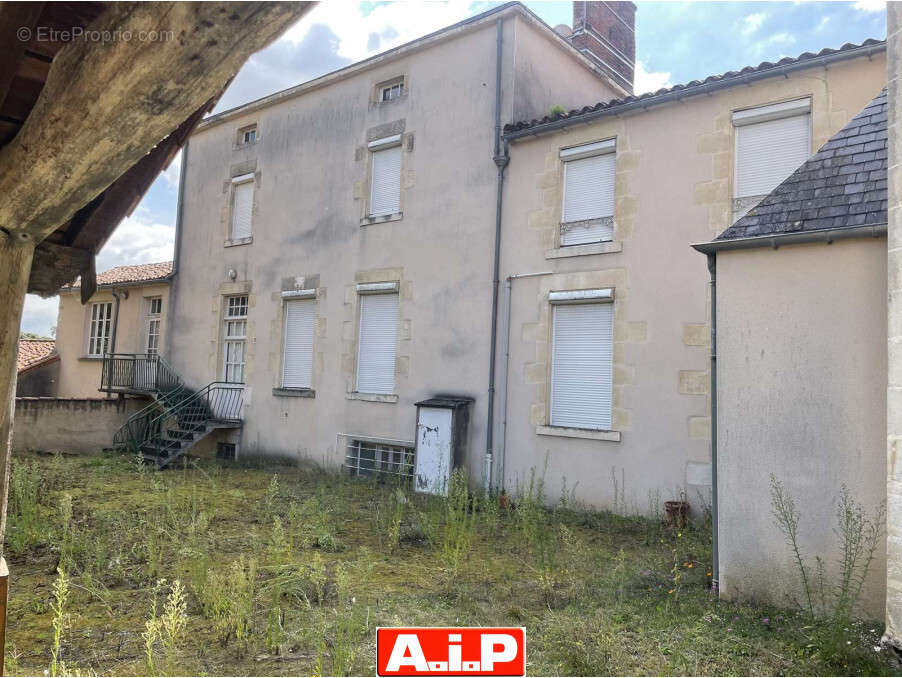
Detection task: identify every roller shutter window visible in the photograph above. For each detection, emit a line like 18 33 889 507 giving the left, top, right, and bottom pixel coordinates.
281 299 315 389
231 179 254 240
550 302 614 430
356 291 399 394
561 150 616 245
369 145 402 217
734 99 811 220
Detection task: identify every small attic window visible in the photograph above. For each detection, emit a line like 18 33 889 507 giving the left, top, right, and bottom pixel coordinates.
380 79 404 102
238 125 257 146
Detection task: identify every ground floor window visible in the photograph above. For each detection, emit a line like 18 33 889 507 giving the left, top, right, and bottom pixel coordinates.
281 298 315 389
549 296 614 430
223 295 248 383
356 287 399 394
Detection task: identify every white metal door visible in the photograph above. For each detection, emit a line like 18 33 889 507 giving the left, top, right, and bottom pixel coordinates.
414 407 452 495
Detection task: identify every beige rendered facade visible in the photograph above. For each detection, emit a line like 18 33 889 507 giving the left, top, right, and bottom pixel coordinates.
498 50 886 509
715 240 887 618
56 278 171 398
166 5 621 472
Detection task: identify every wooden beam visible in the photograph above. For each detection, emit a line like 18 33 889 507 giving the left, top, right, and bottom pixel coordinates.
0 1 313 244
0 2 44 113
27 240 91 298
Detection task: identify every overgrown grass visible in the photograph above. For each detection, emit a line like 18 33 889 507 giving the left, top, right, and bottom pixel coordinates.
2 451 898 676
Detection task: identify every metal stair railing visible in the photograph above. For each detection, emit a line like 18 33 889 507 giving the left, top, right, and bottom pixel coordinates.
141 382 244 463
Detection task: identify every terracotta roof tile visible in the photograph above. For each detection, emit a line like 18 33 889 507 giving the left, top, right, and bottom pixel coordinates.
504 39 885 135
17 340 57 373
68 261 172 289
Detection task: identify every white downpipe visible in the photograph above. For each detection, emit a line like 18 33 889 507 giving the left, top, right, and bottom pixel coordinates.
496 272 552 492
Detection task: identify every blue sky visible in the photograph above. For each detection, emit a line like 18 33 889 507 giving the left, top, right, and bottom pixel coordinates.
19 1 887 336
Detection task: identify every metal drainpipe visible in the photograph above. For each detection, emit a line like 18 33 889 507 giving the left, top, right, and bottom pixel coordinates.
485 16 508 492
707 253 719 591
498 271 553 492
108 288 127 397
164 143 188 359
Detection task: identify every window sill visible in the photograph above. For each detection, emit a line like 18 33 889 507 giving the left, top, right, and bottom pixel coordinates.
360 212 403 226
272 387 315 398
535 425 621 442
346 392 399 403
546 240 622 259
79 355 104 362
224 237 253 248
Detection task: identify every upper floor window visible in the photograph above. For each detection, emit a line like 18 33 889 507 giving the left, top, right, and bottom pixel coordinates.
144 296 162 355
238 125 257 146
230 173 254 241
549 289 614 430
368 135 402 217
733 97 811 220
87 301 112 357
560 139 616 246
380 79 404 102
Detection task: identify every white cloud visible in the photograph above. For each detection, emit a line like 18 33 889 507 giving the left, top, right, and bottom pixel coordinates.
281 1 474 63
20 294 59 337
161 150 181 190
95 209 175 272
853 0 885 11
766 32 796 46
741 12 766 34
634 61 672 95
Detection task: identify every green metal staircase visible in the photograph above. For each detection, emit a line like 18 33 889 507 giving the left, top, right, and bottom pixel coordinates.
103 354 243 468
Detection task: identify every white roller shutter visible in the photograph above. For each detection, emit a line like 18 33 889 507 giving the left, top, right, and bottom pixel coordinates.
356 292 399 394
370 146 402 217
562 152 615 245
735 113 810 198
281 299 315 389
231 181 254 239
550 302 614 430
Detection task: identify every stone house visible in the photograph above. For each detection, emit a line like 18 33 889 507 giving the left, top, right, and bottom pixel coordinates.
92 2 887 529
161 2 626 469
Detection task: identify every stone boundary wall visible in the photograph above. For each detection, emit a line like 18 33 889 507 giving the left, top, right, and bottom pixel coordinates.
13 398 145 455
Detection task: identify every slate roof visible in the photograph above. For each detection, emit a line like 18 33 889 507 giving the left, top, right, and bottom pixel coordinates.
67 261 173 290
715 88 887 242
17 340 57 373
504 39 884 135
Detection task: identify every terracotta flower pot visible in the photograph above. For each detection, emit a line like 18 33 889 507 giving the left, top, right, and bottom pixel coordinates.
664 500 689 529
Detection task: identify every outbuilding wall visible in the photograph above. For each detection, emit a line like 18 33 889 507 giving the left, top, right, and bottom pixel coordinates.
715 238 887 617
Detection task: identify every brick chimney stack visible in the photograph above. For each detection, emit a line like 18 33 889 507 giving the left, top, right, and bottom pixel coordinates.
569 2 636 93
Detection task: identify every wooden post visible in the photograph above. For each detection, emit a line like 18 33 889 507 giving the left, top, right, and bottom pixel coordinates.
0 230 34 675
0 557 8 676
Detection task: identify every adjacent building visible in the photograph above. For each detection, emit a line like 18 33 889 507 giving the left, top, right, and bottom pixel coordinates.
56 262 172 398
16 339 58 397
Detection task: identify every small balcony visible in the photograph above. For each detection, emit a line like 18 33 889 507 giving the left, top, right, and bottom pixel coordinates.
100 353 181 396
